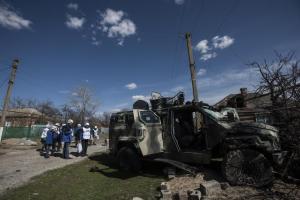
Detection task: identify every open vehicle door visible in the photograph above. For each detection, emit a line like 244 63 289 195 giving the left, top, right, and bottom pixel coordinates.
133 109 163 156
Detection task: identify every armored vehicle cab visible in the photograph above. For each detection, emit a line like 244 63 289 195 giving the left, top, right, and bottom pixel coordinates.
109 93 285 186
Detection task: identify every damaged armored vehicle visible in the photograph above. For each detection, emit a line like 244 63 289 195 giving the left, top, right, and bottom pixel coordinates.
109 92 285 187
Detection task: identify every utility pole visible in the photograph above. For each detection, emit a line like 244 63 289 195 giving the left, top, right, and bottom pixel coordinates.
185 32 199 102
0 59 19 142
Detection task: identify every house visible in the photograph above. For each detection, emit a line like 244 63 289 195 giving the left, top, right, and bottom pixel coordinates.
214 88 273 124
0 108 43 127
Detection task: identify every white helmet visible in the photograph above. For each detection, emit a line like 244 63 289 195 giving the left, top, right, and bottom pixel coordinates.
67 119 73 124
77 124 82 127
95 126 98 129
55 123 60 127
85 122 90 126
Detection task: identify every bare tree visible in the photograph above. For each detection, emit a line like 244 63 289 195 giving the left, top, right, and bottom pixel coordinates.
70 85 100 124
100 112 111 127
249 51 300 151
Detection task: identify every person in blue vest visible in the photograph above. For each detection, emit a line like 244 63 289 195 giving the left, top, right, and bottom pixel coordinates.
45 126 56 158
81 122 91 157
62 119 73 159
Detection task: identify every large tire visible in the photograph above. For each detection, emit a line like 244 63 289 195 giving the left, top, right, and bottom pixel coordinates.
117 147 142 172
222 149 273 187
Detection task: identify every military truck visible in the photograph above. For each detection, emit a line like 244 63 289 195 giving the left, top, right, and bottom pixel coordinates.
109 92 286 186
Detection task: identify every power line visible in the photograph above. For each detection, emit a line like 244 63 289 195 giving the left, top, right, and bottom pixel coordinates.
191 0 205 34
170 0 190 82
211 0 241 37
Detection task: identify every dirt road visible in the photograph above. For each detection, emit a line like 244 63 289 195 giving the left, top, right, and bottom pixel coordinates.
0 144 106 194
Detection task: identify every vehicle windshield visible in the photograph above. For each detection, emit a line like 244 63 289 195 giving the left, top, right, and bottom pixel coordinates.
202 108 227 121
139 110 160 124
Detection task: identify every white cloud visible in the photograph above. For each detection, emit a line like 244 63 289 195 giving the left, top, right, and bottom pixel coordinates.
0 3 32 30
212 35 234 49
100 9 124 25
67 3 78 10
125 82 137 90
198 68 259 88
200 52 217 61
132 95 150 101
195 40 210 53
197 68 207 76
65 15 85 29
174 0 185 5
91 41 100 46
195 35 235 61
107 19 136 38
98 8 137 45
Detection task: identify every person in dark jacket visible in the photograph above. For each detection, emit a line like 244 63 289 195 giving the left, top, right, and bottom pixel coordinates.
62 119 73 159
55 123 62 152
75 124 83 156
45 126 55 158
51 125 59 155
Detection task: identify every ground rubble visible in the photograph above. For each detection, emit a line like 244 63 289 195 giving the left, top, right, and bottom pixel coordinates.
156 169 300 200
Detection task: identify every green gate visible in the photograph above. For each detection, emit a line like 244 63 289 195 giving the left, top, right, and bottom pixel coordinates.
2 125 46 139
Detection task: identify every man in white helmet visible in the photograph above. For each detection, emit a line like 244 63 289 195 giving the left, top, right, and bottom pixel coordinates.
81 122 91 156
61 119 73 159
40 124 50 154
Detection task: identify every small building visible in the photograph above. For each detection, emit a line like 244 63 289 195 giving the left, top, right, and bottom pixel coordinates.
0 108 43 127
214 88 273 124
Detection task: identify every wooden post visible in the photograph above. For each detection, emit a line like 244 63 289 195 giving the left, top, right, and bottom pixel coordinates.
0 59 19 142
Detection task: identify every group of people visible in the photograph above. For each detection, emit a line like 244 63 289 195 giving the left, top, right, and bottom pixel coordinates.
40 119 100 159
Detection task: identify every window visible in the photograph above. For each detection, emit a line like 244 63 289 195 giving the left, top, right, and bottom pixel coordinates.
139 111 160 124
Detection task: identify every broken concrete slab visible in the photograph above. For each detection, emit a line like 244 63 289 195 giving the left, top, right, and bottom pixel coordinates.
220 182 230 190
161 182 170 191
187 189 202 200
199 180 221 196
161 189 172 200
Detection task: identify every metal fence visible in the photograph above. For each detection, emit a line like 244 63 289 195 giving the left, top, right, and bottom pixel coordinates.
2 125 46 139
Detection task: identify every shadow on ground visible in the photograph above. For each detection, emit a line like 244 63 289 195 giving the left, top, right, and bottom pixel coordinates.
88 153 168 180
88 153 228 183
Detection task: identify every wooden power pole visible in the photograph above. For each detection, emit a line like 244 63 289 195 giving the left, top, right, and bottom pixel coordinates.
185 32 199 102
0 59 19 142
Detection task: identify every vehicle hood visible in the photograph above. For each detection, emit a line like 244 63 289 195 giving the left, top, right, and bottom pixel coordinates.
226 121 279 138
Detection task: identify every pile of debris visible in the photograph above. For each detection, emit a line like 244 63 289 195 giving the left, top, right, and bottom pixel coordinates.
157 168 300 200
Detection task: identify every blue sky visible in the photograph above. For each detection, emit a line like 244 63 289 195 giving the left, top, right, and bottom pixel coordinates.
0 0 299 113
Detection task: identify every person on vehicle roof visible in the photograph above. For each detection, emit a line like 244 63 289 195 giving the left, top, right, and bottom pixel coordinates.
62 119 73 159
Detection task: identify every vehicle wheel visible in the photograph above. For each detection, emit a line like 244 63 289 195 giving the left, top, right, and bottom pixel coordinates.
117 147 141 172
222 149 273 187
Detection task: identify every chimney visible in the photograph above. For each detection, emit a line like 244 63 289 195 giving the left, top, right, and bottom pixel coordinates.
240 88 247 96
